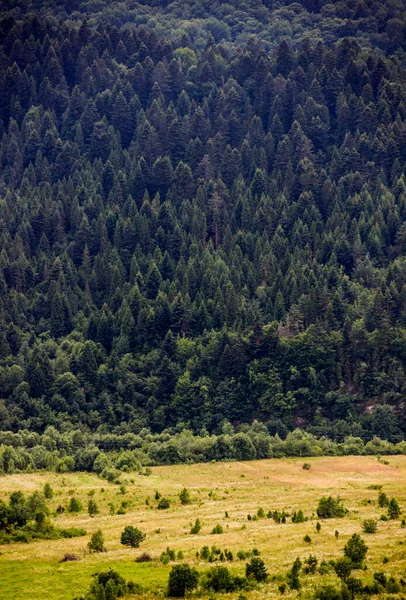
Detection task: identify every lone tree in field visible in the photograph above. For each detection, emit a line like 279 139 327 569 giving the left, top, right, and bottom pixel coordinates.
287 557 301 590
88 499 99 516
179 488 191 505
88 529 106 553
43 483 53 499
120 526 146 548
168 564 199 597
344 534 368 568
388 498 401 520
317 496 346 519
246 556 268 582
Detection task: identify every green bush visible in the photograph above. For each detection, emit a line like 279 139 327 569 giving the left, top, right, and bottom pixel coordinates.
88 529 106 553
246 556 267 582
362 519 377 534
120 526 145 548
211 524 223 534
287 557 301 590
88 499 99 516
334 557 352 580
203 565 246 592
190 518 202 534
43 483 53 499
68 497 83 513
317 496 347 519
343 534 368 569
388 498 401 519
168 564 199 597
157 498 171 510
303 555 318 574
179 488 191 505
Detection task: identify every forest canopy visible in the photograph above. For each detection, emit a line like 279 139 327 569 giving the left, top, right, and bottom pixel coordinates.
0 0 406 448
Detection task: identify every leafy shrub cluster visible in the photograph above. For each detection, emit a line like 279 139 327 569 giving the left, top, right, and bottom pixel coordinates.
74 569 140 600
197 545 233 562
317 496 347 519
0 490 86 544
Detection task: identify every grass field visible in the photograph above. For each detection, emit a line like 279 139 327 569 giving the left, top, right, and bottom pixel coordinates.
1 455 405 600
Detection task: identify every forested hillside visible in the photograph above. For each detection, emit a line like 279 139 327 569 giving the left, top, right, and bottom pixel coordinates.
1 0 406 445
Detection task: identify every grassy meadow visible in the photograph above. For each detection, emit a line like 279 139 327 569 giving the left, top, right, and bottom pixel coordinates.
1 456 406 600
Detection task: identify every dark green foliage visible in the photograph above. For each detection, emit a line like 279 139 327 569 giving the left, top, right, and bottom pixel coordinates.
68 498 82 514
203 565 246 592
88 499 99 516
74 568 138 600
287 557 301 590
157 498 171 510
0 489 85 544
314 584 346 600
120 526 145 548
211 524 223 534
292 510 305 523
317 497 347 519
179 488 191 505
43 484 53 500
88 529 106 553
245 557 267 582
190 519 201 534
303 555 318 574
378 492 389 508
343 534 368 569
362 519 377 534
168 564 199 597
334 557 353 580
1 0 406 453
388 498 401 519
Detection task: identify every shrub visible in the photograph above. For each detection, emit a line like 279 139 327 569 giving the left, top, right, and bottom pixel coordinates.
120 526 145 548
203 565 245 592
190 518 202 534
388 497 401 519
257 507 265 518
157 498 171 510
302 463 311 470
304 534 312 544
160 547 176 563
136 553 152 562
179 488 191 505
344 534 368 568
317 496 346 519
58 527 87 538
168 564 199 597
246 557 267 582
378 491 389 507
287 557 301 590
292 510 305 523
334 557 352 580
88 529 106 553
100 467 120 483
211 524 223 534
303 554 318 574
316 522 321 533
60 553 79 562
68 497 83 513
362 519 377 534
314 584 344 600
43 483 53 499
88 499 99 516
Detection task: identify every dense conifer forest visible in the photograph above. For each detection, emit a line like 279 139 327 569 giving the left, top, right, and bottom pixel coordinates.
1 0 406 464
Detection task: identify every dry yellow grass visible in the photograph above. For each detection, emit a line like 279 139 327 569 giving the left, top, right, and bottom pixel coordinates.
0 455 405 600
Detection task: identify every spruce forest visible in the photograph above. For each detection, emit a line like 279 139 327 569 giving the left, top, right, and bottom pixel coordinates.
1 0 406 468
